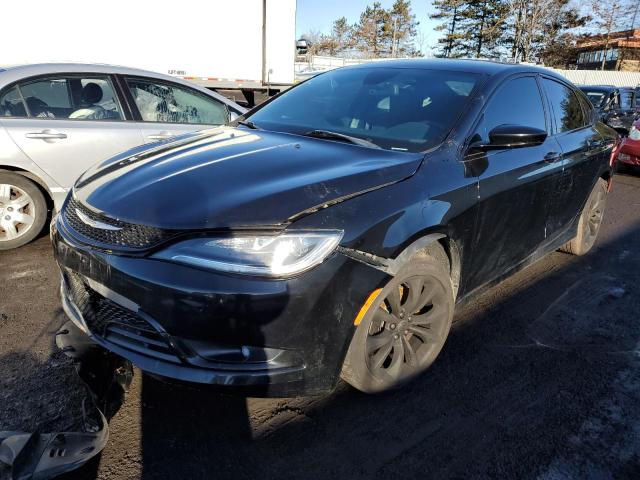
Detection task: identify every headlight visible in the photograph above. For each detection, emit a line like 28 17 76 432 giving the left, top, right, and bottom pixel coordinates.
152 231 343 277
629 125 640 140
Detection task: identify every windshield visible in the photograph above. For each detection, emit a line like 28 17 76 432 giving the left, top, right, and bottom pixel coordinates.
246 67 480 152
581 90 607 108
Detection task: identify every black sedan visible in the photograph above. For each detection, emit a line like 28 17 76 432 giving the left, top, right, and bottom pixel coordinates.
52 60 617 396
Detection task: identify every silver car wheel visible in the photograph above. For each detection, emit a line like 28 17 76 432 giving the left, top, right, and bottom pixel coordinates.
0 183 36 242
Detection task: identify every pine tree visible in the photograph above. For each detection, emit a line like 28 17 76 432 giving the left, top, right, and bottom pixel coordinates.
353 2 390 58
431 0 467 58
387 0 421 57
459 0 509 59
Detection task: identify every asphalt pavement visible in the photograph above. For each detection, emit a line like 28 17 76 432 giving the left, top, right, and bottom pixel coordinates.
1 173 640 479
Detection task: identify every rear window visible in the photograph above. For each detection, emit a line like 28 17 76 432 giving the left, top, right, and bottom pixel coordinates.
247 67 480 152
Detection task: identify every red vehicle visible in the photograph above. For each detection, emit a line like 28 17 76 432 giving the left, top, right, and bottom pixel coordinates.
617 119 640 170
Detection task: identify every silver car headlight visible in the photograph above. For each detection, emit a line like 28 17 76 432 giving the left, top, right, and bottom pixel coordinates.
152 230 343 277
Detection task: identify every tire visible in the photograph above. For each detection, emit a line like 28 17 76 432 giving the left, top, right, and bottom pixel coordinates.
341 245 454 394
0 173 48 250
559 178 607 256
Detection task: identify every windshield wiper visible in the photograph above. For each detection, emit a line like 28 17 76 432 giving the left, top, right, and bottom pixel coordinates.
237 119 260 130
303 129 380 149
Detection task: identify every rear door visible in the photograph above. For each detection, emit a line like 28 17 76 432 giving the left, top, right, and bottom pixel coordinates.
540 77 606 233
120 76 232 143
463 74 564 289
0 74 143 189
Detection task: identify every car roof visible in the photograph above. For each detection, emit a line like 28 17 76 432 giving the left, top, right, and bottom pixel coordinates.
345 58 561 78
0 63 246 112
580 85 634 92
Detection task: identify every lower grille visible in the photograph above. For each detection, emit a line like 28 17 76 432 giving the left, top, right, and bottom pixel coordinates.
65 271 181 364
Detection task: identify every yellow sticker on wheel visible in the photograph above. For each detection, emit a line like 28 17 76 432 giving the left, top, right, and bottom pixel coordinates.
353 288 383 326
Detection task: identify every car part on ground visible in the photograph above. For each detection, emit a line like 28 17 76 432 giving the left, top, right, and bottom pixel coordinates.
0 172 47 250
0 322 133 480
53 59 616 396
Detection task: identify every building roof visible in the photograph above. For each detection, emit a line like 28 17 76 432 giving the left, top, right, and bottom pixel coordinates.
577 29 640 49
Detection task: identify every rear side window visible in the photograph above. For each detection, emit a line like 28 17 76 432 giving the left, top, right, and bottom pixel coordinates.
620 91 634 109
576 92 594 126
474 76 546 141
10 76 123 120
0 86 27 117
542 79 585 133
125 78 229 125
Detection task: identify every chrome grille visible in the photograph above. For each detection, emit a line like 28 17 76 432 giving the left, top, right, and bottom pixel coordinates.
63 197 181 250
65 271 181 364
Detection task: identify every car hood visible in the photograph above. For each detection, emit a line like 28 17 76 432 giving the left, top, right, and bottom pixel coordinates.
74 127 424 229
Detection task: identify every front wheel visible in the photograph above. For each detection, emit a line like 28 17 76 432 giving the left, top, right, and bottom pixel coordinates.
0 173 48 250
341 251 454 394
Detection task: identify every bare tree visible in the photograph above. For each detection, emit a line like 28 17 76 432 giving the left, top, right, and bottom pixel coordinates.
590 0 635 69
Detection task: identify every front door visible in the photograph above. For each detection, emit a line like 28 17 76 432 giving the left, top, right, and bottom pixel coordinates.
121 77 231 143
463 75 563 292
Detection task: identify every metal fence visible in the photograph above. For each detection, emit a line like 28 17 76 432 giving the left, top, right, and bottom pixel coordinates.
536 68 640 87
295 56 640 88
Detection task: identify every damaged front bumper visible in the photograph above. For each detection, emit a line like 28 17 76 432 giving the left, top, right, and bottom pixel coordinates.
51 217 389 396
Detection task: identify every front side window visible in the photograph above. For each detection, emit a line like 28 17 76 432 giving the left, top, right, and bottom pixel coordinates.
126 78 229 125
474 76 546 141
17 76 123 120
542 79 585 133
0 86 27 117
246 67 480 152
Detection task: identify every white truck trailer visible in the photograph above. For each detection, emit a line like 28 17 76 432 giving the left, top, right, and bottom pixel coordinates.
3 0 297 105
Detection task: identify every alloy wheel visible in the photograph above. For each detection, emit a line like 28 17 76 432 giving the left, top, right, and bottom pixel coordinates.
0 184 36 242
365 275 450 383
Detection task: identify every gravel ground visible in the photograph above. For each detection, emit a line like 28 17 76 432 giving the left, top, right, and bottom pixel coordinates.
1 173 640 479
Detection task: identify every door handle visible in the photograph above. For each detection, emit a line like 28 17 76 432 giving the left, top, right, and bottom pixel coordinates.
148 131 174 140
544 152 562 163
25 130 67 140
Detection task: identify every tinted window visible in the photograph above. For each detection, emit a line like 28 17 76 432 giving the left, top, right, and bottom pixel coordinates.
620 91 634 109
126 78 229 125
474 76 546 141
247 67 480 152
576 92 594 126
581 90 606 108
542 79 584 133
0 86 27 117
17 76 123 120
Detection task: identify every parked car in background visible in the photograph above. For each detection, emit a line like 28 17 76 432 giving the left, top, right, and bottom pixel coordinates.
0 63 245 249
579 85 637 134
52 60 617 397
616 118 640 171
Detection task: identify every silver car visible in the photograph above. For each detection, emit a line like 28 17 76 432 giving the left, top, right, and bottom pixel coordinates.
0 63 246 249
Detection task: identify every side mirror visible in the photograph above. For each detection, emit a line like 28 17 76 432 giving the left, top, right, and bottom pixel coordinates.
470 125 547 150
